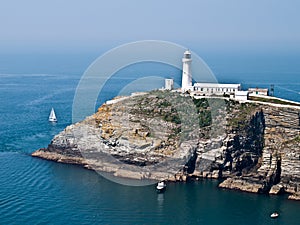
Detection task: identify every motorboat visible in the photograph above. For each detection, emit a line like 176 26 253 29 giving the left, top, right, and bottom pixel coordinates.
270 212 279 218
156 181 166 193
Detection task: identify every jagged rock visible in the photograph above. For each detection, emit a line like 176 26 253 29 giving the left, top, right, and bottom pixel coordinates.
32 149 86 165
211 170 219 179
269 184 284 195
219 178 265 193
288 192 300 200
32 91 300 200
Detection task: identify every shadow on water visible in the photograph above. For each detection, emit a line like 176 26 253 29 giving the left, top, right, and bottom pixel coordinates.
1 152 300 225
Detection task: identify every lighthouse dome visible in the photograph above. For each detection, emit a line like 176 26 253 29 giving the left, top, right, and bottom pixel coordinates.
183 50 191 59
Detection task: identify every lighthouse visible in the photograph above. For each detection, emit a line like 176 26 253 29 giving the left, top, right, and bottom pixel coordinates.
181 50 192 92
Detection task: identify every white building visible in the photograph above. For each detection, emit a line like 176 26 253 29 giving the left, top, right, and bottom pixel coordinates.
165 79 174 90
181 50 192 92
193 83 241 96
179 50 251 101
235 90 249 101
248 88 268 96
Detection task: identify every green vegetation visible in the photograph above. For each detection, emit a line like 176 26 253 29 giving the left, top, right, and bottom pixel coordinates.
198 110 212 127
192 98 212 127
193 98 209 109
284 135 300 145
160 100 171 107
227 102 257 131
163 114 181 124
249 96 300 106
132 90 183 125
135 91 277 132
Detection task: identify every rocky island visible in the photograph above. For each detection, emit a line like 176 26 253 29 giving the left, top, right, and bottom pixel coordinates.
32 90 300 200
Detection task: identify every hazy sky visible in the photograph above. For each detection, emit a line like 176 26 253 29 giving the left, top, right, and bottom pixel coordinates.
1 0 300 52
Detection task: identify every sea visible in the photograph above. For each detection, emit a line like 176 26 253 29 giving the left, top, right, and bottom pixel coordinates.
0 50 300 224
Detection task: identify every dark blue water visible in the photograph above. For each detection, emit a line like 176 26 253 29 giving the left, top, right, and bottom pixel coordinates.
0 52 300 224
1 152 300 225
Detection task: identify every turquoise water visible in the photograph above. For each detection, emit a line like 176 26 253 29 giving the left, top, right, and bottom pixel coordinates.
1 52 300 224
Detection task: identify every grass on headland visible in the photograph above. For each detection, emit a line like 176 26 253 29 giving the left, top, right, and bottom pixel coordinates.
249 96 300 107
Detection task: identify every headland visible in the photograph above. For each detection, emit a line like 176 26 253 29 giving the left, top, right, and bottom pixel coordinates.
32 90 300 200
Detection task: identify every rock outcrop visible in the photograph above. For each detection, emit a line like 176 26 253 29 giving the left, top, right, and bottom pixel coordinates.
32 91 300 200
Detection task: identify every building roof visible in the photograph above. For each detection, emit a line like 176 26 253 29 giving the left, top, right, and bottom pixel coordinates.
248 88 268 92
194 83 241 88
235 91 249 96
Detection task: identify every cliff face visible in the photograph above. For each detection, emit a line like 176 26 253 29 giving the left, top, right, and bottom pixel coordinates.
32 91 300 200
259 107 300 199
194 101 300 200
214 104 300 200
33 91 199 181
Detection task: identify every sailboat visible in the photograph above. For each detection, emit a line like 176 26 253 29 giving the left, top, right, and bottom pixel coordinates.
49 108 57 122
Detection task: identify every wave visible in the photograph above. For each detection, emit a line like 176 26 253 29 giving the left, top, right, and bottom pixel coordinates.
23 87 75 106
0 73 72 77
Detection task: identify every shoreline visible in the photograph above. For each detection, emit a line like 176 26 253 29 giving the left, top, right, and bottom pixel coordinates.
32 91 300 201
32 148 300 201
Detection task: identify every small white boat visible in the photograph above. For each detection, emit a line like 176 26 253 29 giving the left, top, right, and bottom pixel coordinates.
49 108 57 122
270 212 279 218
156 181 166 193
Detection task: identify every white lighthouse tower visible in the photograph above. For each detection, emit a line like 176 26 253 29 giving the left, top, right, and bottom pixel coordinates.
181 50 192 92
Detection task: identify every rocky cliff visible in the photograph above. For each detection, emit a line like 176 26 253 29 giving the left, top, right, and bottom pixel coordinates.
32 91 300 200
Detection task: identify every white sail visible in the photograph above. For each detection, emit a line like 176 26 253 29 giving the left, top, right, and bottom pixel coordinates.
49 108 57 122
